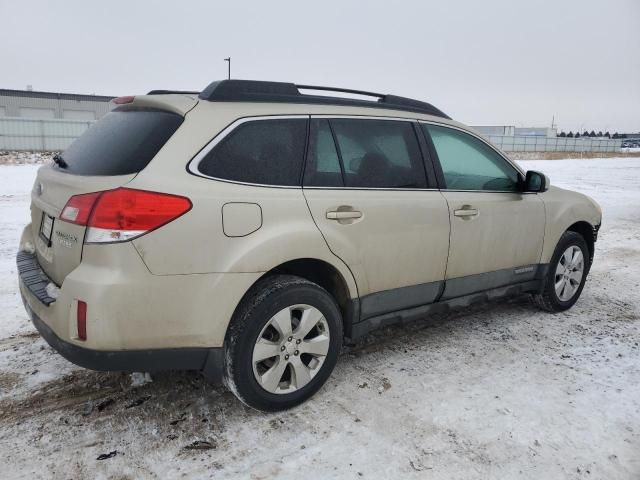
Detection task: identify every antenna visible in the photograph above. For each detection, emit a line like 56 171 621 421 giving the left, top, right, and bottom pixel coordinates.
224 58 231 80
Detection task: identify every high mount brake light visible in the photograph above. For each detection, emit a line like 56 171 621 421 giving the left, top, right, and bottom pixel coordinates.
60 188 192 243
112 96 135 104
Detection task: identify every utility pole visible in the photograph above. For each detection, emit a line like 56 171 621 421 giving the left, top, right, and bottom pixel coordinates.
224 57 231 80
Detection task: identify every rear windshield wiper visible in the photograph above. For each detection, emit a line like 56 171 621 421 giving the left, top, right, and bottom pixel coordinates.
52 154 68 169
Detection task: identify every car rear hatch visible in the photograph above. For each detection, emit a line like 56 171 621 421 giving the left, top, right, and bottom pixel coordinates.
30 94 197 286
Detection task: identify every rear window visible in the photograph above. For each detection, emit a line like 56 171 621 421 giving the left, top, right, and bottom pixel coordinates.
58 109 183 176
197 118 307 186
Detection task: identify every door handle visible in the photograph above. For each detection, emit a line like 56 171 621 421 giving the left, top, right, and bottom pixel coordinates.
453 207 478 217
326 210 363 220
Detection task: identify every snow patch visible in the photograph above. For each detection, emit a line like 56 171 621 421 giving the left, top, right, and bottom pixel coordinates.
129 372 153 387
45 282 60 299
20 241 35 254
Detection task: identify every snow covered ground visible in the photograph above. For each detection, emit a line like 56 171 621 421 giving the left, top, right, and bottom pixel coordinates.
0 158 639 479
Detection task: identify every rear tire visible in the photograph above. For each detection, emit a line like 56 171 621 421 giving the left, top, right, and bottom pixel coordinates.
223 274 343 412
533 231 590 312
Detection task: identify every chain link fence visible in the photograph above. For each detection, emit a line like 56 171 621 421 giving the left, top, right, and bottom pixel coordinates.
0 116 625 153
0 117 94 151
485 134 622 152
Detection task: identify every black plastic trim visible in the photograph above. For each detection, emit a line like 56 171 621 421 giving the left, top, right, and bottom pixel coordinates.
147 90 200 96
328 119 347 187
350 279 543 340
417 122 447 188
441 264 544 300
592 222 601 243
412 122 439 189
16 251 56 306
198 80 450 119
348 264 549 340
360 281 443 320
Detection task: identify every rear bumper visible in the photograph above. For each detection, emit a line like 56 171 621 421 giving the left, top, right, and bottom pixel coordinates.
16 242 248 383
22 297 224 381
22 291 223 380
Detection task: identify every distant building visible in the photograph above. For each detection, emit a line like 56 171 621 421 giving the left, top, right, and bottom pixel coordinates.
0 88 114 121
514 127 557 138
471 125 557 138
471 125 515 136
620 132 640 139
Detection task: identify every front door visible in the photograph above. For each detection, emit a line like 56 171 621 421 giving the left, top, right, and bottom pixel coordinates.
421 123 545 299
303 118 450 319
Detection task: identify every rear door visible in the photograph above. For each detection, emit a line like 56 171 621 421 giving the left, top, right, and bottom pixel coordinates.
420 123 545 299
30 108 184 285
303 117 450 319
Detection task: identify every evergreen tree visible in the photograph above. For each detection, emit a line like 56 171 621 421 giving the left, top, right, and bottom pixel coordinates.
583 131 590 137
612 133 619 139
575 132 581 138
597 131 603 137
559 131 566 137
589 130 596 137
567 131 574 138
605 132 611 138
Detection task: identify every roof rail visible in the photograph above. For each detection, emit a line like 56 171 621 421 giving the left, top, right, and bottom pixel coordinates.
198 80 450 119
147 89 200 95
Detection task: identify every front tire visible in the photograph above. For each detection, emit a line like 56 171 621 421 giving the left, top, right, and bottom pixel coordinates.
224 275 343 412
533 231 590 312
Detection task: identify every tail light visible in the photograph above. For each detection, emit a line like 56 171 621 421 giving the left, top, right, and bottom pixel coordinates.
60 188 192 243
60 192 102 226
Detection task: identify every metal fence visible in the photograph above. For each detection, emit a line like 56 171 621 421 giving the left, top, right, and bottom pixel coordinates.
0 116 626 153
485 134 622 152
0 117 94 151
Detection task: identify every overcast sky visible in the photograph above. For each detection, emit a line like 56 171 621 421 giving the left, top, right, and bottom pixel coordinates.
1 0 638 132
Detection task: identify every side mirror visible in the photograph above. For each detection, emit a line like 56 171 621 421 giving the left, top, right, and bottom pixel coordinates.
524 170 549 192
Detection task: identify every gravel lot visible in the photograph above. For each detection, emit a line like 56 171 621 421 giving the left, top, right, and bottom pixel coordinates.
0 157 638 479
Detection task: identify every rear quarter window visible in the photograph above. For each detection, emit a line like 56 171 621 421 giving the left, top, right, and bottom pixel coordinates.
197 118 308 186
59 109 183 176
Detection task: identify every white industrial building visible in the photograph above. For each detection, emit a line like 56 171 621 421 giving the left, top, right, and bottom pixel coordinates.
470 125 516 136
471 125 557 138
0 88 113 121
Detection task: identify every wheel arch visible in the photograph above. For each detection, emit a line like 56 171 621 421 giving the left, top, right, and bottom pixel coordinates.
225 257 360 345
566 221 596 266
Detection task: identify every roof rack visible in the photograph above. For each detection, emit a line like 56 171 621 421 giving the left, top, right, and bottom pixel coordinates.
147 89 200 95
198 80 450 119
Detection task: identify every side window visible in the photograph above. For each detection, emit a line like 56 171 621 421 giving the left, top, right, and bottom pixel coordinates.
198 118 307 186
330 119 427 188
304 119 344 187
423 124 519 191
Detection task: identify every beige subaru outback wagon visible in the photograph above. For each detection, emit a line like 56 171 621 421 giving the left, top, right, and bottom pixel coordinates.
17 80 602 411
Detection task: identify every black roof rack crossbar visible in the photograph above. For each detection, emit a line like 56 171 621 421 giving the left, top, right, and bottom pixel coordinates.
147 89 200 95
296 84 385 99
197 80 450 119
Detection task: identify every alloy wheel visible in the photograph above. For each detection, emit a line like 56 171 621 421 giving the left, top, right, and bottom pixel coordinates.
554 245 584 301
252 304 330 394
